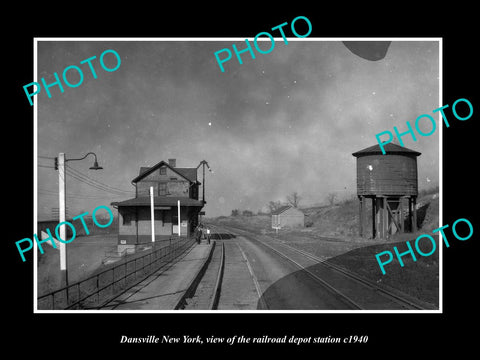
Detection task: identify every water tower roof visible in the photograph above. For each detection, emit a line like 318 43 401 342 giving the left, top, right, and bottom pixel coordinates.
352 143 421 157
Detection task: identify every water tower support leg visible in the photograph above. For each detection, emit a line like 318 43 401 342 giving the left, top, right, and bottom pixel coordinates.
358 196 364 237
407 197 412 231
376 197 385 239
399 198 404 233
412 196 417 232
383 197 388 238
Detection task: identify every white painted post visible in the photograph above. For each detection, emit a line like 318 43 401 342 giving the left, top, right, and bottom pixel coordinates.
150 186 155 243
177 200 181 237
58 152 68 287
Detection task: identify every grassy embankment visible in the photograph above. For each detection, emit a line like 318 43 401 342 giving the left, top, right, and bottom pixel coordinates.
37 216 119 295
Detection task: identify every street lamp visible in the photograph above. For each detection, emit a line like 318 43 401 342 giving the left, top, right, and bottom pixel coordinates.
67 152 103 170
55 152 103 288
196 160 213 204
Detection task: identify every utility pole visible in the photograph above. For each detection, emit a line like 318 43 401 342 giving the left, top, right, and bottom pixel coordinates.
58 153 68 287
55 151 103 289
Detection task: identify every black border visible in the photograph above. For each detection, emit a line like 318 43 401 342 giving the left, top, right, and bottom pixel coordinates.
7 6 478 355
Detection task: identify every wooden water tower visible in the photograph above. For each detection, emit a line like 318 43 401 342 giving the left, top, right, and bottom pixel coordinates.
352 143 421 239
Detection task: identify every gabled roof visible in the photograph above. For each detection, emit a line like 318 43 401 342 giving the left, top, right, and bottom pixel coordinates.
271 205 294 215
352 143 421 157
132 160 198 184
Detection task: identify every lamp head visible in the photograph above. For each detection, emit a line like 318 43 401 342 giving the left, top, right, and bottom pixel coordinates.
89 160 103 170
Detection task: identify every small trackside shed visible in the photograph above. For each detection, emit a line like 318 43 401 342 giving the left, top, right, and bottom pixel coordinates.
271 205 305 229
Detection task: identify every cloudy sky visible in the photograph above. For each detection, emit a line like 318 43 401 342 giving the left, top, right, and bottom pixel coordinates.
36 39 440 219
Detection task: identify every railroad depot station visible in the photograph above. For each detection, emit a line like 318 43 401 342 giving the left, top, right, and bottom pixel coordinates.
111 159 206 253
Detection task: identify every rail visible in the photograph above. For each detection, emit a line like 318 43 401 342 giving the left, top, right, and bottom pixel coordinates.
209 239 225 310
279 242 431 310
215 224 432 310
210 224 362 309
37 236 196 310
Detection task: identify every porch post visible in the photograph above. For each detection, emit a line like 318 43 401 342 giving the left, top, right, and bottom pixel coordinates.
150 186 155 243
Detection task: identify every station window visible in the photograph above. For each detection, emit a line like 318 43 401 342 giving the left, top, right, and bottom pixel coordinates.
159 183 167 196
160 167 166 175
123 212 132 225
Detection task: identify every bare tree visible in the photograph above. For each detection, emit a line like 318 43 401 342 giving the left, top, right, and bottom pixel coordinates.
268 201 283 213
326 193 337 206
287 192 302 208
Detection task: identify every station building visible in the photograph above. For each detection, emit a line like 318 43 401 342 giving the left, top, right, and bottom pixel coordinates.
111 159 204 253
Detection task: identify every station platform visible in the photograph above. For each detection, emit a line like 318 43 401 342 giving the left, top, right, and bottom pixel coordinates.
100 242 213 310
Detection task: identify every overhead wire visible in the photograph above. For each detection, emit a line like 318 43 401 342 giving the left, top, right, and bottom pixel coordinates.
36 160 134 199
35 159 133 195
66 164 133 193
38 191 122 200
38 187 112 198
37 159 130 219
64 164 134 196
65 171 130 196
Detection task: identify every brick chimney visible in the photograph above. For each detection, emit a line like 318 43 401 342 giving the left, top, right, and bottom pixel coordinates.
168 158 176 168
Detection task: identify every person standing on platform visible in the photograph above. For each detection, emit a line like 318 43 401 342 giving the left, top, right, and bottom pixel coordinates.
195 224 202 244
206 227 211 244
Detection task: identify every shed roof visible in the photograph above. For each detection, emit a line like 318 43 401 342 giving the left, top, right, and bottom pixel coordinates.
271 205 294 215
111 196 204 208
352 143 421 157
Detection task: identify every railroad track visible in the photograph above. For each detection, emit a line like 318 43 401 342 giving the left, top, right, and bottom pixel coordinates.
180 230 226 310
274 239 430 310
208 224 361 310
209 224 433 311
209 237 225 310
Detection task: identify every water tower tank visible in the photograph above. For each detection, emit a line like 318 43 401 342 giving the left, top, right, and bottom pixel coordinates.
352 143 421 239
352 143 421 197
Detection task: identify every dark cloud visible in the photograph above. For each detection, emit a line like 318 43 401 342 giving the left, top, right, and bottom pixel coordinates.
37 40 439 218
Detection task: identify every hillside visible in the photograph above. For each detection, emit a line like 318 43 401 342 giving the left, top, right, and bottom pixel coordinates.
212 191 439 242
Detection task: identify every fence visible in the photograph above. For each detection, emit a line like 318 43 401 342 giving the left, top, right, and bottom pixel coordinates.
37 236 196 310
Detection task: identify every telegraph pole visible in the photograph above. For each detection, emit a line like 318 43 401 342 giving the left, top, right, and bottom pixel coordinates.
55 151 102 289
58 152 68 287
